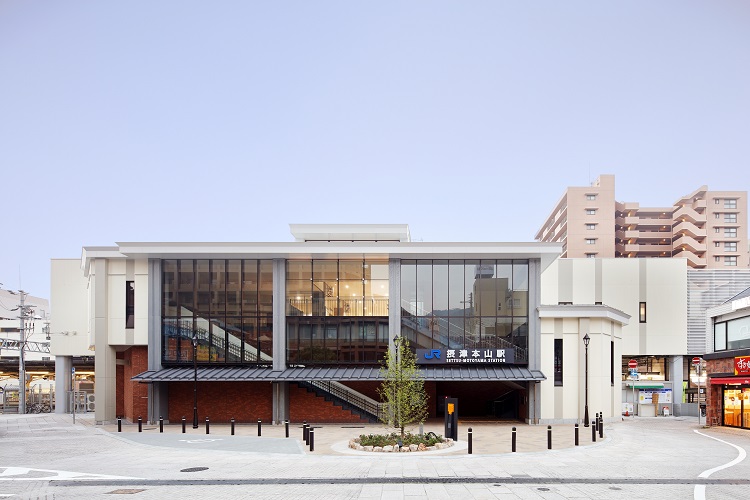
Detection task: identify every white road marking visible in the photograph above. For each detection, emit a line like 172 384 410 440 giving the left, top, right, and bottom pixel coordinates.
0 467 140 481
693 429 747 500
177 438 224 444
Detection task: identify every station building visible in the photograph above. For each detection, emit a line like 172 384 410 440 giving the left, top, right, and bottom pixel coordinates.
49 224 688 426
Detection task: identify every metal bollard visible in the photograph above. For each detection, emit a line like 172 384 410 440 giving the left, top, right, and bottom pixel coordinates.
138 416 142 433
285 419 289 438
159 416 164 433
117 417 122 433
258 419 262 437
181 416 186 433
511 426 517 453
575 423 579 446
468 427 473 455
302 420 308 441
205 417 210 435
599 414 604 439
305 424 311 446
310 428 315 452
591 421 596 442
231 418 235 436
547 425 552 450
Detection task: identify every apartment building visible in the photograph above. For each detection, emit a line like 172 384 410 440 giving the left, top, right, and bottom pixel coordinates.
535 175 748 268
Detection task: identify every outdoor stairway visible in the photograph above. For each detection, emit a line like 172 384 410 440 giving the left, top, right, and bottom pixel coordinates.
296 381 382 423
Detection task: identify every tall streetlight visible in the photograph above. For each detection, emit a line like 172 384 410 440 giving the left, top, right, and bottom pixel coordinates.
583 333 590 427
192 331 199 429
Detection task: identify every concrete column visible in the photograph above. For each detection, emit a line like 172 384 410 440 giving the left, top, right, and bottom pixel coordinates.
671 355 684 412
388 259 401 349
272 382 289 424
528 259 542 424
147 259 168 423
54 355 73 413
272 259 286 372
92 259 117 424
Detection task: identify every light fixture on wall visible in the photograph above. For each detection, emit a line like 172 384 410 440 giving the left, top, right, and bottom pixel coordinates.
583 333 590 427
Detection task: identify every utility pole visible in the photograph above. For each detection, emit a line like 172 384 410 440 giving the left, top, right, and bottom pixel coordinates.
17 290 30 415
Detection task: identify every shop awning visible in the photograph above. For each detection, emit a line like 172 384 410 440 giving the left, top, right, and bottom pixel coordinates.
132 365 546 383
710 377 750 385
625 382 665 389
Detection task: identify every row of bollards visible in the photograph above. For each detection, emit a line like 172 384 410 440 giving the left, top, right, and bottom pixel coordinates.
465 414 605 453
118 416 294 437
301 421 314 452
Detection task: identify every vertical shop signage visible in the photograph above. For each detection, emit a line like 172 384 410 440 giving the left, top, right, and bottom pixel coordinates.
734 356 750 376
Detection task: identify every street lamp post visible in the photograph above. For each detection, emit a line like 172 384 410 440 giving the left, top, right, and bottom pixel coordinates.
192 332 199 429
583 333 590 427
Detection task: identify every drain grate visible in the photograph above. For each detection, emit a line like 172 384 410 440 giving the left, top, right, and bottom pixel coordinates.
537 488 551 491
107 489 145 495
180 467 209 473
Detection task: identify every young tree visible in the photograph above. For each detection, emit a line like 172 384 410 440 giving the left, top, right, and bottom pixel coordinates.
377 336 429 439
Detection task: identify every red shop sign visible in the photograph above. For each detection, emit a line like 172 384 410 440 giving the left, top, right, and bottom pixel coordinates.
735 356 750 376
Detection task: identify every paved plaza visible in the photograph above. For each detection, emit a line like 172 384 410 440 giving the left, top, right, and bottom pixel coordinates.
1 413 749 499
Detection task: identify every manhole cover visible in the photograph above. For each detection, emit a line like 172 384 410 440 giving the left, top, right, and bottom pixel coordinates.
107 489 145 495
180 467 209 473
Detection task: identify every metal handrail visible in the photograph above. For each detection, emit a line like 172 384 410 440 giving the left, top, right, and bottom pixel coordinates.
303 380 384 421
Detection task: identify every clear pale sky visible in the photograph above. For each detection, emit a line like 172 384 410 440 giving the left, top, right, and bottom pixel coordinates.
1 1 748 299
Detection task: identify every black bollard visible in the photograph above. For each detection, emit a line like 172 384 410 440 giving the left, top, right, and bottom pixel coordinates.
181 416 186 433
302 420 308 441
547 425 552 450
468 427 473 455
285 419 289 438
258 419 262 437
138 416 142 433
575 423 579 446
231 418 235 436
511 426 517 453
205 417 210 435
310 428 315 452
591 421 596 442
305 424 310 446
599 414 604 439
117 417 122 433
159 416 164 433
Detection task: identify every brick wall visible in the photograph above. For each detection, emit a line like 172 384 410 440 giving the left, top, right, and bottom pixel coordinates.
120 346 149 422
706 358 735 425
289 384 370 423
167 381 273 423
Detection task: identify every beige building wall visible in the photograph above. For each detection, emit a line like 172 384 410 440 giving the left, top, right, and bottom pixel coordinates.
50 259 91 356
704 190 747 268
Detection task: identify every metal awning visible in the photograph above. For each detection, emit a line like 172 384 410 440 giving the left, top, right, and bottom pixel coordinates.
625 382 665 389
710 377 750 385
132 365 545 383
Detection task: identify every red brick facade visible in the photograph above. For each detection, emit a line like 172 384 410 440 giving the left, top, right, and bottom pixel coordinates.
116 346 149 422
706 357 737 426
167 381 273 423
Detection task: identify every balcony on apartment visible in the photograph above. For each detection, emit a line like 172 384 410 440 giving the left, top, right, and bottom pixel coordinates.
672 249 707 268
672 234 707 253
673 204 706 224
615 242 673 256
673 220 707 239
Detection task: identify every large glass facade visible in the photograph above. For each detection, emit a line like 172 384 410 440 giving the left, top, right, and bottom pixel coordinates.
286 259 389 364
162 259 273 365
400 259 529 362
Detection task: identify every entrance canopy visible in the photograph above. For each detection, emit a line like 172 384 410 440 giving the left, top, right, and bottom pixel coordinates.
132 365 545 383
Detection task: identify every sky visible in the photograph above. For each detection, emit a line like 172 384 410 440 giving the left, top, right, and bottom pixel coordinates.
1 1 748 300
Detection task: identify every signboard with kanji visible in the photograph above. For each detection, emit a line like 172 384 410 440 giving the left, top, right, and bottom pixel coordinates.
735 356 750 376
416 348 516 364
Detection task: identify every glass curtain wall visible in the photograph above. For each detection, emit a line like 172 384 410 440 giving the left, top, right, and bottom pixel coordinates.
286 259 389 364
400 259 529 362
162 259 273 365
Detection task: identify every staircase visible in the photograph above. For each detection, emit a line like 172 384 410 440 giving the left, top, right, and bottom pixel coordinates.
296 380 383 423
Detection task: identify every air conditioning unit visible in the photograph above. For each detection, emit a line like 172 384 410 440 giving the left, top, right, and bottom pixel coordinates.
86 393 95 412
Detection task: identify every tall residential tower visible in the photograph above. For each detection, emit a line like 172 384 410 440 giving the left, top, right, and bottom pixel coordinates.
535 174 748 268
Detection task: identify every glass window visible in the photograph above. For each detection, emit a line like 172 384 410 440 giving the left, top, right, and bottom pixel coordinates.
725 242 738 252
448 261 465 314
554 339 563 386
416 260 433 317
126 281 135 329
313 260 338 281
586 194 597 201
586 209 597 215
725 213 737 223
639 302 647 323
725 256 738 266
432 260 449 316
401 261 417 316
725 228 737 237
725 199 737 209
586 238 596 244
727 316 750 350
163 260 177 317
287 261 311 280
339 261 363 280
586 223 597 230
714 322 726 351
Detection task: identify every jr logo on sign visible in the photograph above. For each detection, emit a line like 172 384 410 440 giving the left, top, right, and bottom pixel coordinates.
424 349 441 360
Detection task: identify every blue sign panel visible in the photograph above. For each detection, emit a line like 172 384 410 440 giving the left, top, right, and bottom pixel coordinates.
416 348 516 365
